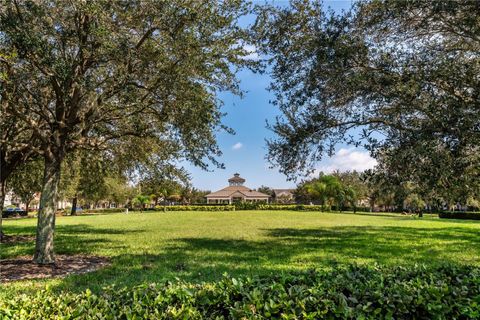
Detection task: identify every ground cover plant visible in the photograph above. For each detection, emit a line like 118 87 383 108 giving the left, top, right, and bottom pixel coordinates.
2 264 480 319
2 211 480 298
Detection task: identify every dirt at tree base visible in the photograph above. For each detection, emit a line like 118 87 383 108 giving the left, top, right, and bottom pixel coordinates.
0 255 110 282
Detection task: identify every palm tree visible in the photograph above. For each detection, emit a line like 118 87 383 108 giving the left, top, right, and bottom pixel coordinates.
342 186 357 212
306 181 327 206
305 175 345 210
132 195 151 212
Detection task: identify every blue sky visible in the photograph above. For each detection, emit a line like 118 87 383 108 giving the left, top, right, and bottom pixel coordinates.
185 1 376 191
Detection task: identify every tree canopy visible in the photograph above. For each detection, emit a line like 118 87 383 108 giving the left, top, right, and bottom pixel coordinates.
0 0 256 263
256 0 480 200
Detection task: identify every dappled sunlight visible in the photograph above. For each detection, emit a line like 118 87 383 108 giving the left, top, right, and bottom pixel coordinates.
2 211 480 295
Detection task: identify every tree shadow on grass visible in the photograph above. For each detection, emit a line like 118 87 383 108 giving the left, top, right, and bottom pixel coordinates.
265 225 480 241
51 225 480 294
308 212 480 225
411 217 480 224
0 224 144 259
263 226 480 264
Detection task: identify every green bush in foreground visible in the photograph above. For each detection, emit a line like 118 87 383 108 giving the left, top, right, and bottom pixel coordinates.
439 211 480 220
2 265 480 319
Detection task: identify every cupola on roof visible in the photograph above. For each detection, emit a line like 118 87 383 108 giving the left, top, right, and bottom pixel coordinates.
228 173 246 186
205 173 270 203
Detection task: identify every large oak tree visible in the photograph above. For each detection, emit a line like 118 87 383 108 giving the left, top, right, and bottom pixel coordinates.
256 0 480 200
0 0 255 263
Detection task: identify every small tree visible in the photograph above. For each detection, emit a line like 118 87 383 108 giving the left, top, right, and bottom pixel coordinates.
104 176 134 208
342 186 357 213
323 176 343 209
404 193 426 217
257 186 274 197
466 197 480 212
132 195 152 212
305 181 327 206
303 175 343 210
7 159 43 213
188 188 211 204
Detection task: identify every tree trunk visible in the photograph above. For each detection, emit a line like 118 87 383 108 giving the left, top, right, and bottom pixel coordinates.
25 200 30 214
34 157 62 264
71 195 78 215
0 180 5 241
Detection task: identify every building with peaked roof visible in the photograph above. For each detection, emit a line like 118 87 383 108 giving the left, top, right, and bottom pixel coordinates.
205 173 270 204
272 189 296 204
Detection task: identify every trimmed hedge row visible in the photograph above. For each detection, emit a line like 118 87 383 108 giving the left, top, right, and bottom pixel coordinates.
65 206 236 214
439 211 480 220
155 205 236 212
234 202 371 212
66 205 372 214
80 208 126 214
2 264 480 319
256 204 329 211
239 204 371 212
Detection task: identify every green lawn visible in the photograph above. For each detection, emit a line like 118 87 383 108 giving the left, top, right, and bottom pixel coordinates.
2 210 480 295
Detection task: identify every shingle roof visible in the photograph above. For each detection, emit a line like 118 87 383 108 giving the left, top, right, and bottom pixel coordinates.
273 189 295 196
206 185 270 199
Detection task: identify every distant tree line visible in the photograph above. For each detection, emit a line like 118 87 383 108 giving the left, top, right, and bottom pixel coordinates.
264 169 480 214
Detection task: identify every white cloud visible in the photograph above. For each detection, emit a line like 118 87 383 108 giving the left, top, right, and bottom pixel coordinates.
316 148 377 173
232 142 243 150
242 44 260 61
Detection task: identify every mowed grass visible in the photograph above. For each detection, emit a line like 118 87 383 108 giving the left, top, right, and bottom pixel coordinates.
1 210 480 295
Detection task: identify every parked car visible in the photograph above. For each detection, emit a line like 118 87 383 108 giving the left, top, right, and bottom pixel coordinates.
3 207 27 218
6 207 22 211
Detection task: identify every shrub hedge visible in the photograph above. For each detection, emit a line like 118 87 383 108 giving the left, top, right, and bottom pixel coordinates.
155 205 236 212
233 201 265 210
257 204 330 211
235 203 369 212
332 205 371 213
63 206 236 214
439 211 480 220
57 204 373 215
1 264 479 319
87 208 126 214
76 205 371 214
235 203 371 212
66 208 127 215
